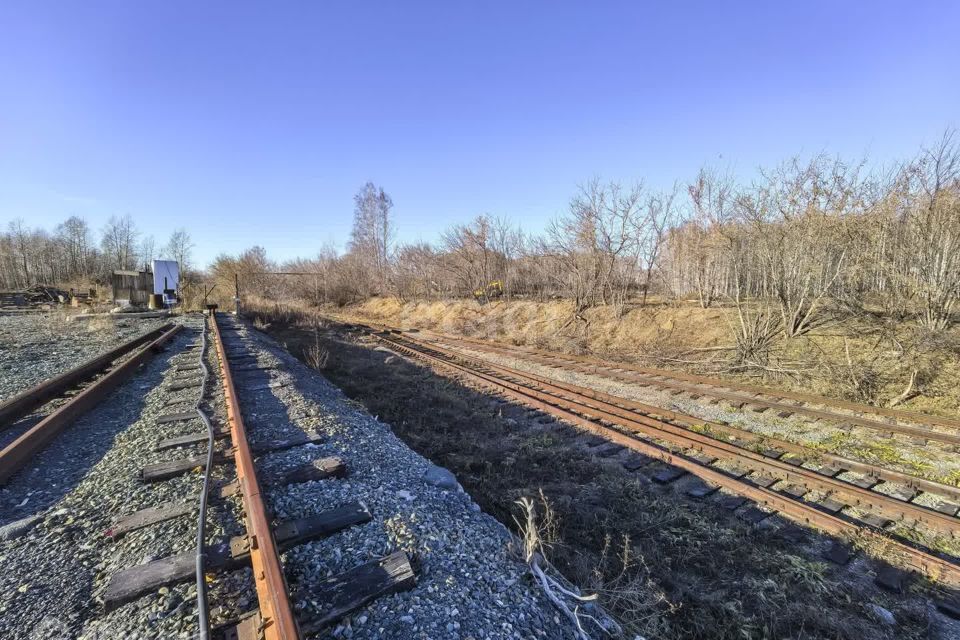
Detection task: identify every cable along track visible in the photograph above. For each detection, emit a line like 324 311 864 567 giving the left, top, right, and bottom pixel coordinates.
368 330 960 589
100 314 415 640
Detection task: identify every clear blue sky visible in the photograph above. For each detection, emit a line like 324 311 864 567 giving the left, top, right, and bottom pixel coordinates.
1 1 958 267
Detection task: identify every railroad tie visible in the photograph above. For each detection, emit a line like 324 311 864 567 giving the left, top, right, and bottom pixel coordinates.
102 502 373 610
139 433 324 482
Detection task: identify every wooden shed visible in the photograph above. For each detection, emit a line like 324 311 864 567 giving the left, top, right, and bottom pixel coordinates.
111 270 153 306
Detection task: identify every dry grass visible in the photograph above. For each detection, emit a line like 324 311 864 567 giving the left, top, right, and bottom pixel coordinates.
344 297 960 418
253 308 931 640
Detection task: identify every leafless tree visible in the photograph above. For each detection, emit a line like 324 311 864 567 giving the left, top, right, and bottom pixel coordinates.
349 182 394 295
101 214 140 271
165 228 195 274
545 179 644 315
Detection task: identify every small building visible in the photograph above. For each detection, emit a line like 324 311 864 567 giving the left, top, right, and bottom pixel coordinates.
111 270 153 306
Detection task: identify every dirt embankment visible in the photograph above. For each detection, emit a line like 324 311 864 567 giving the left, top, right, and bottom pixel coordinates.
339 297 960 418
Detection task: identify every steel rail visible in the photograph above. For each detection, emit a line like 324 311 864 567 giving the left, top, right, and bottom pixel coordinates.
375 333 960 586
423 332 960 447
527 367 960 502
210 313 300 640
0 323 173 429
409 335 960 502
419 329 960 431
396 336 960 534
0 324 182 485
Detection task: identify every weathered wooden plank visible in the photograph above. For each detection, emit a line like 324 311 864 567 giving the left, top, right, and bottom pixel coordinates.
251 432 323 455
268 457 346 486
139 453 229 483
102 542 234 610
155 412 198 424
299 552 416 633
166 379 203 391
106 502 194 538
274 502 370 547
155 431 229 451
141 434 322 482
101 504 370 609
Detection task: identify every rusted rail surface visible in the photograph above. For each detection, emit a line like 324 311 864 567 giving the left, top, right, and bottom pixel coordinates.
414 337 960 503
417 331 960 447
373 331 960 587
210 312 300 640
0 324 182 485
423 330 960 432
0 323 173 430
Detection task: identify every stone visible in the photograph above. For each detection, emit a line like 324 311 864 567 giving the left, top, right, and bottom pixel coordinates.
423 465 460 491
866 603 896 626
0 514 42 541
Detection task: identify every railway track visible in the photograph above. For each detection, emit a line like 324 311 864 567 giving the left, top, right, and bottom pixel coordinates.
0 323 182 484
97 314 415 639
0 323 175 431
360 327 960 592
419 330 960 447
1 314 417 638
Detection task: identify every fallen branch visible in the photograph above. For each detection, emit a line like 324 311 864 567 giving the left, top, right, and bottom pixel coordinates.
887 369 919 408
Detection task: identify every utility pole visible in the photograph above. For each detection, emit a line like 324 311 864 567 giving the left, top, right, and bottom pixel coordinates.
234 273 240 315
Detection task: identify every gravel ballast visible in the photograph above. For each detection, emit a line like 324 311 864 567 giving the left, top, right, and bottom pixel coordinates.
0 313 583 639
213 319 577 639
0 311 169 402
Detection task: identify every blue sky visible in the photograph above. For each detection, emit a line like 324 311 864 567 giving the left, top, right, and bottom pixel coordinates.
1 1 958 267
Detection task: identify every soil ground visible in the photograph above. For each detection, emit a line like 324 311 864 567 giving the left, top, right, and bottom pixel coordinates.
257 315 958 640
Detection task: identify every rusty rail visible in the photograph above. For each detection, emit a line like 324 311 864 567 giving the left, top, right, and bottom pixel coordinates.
0 324 182 485
375 332 960 586
419 329 960 431
0 323 173 430
421 331 960 447
209 312 300 640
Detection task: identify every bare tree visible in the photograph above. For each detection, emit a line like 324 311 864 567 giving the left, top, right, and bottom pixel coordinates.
904 131 960 331
54 216 95 280
139 235 156 271
637 187 678 306
101 214 140 271
165 228 195 273
545 179 644 315
349 182 394 295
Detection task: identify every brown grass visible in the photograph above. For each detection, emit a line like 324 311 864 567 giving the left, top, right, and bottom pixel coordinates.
254 307 932 640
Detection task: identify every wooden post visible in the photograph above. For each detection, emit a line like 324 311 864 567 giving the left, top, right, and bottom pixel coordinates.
234 273 241 315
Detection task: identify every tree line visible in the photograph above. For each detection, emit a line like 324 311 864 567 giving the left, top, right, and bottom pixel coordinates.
0 214 194 292
6 133 957 336
214 132 959 335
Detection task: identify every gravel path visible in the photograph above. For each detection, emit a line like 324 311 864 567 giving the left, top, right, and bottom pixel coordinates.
0 312 169 402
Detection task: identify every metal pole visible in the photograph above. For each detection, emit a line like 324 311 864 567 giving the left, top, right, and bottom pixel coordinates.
234 273 241 315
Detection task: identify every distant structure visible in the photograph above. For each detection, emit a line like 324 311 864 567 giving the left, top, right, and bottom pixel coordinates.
111 260 180 308
152 259 180 304
111 270 153 306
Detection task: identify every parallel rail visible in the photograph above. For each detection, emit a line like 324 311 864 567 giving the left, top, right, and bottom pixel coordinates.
418 331 960 447
371 330 960 587
0 324 182 485
0 323 173 429
425 331 960 432
210 313 300 640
